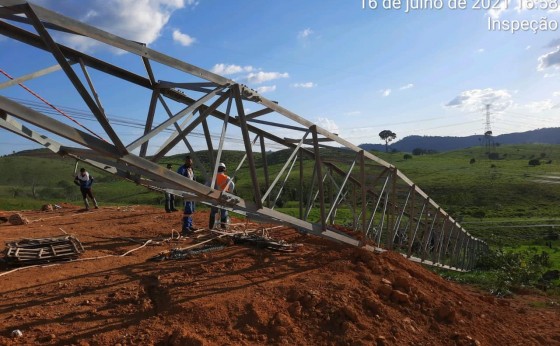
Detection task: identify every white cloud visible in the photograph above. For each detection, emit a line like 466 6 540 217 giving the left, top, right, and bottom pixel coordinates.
487 1 508 19
255 85 276 94
526 45 531 50
315 117 339 134
399 83 414 90
553 91 560 97
38 0 190 52
211 64 289 89
477 48 485 53
538 46 560 70
446 88 513 112
297 28 313 40
292 82 316 88
518 100 555 112
172 29 195 46
247 71 289 84
381 89 391 97
547 39 560 48
211 64 254 75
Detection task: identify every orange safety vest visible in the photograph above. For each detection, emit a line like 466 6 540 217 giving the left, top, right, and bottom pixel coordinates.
215 173 231 192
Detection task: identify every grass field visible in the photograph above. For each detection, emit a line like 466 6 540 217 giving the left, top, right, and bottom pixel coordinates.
1 145 559 240
2 144 560 227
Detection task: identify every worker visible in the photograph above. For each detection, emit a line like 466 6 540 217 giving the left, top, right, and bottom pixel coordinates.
209 162 235 229
74 167 99 211
177 155 196 236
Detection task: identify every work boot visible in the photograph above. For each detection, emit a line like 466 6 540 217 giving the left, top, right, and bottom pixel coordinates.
181 228 194 237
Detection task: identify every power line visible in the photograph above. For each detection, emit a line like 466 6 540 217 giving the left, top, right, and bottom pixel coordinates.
5 96 289 150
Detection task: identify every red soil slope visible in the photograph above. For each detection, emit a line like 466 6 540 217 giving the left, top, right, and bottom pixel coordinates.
0 205 559 346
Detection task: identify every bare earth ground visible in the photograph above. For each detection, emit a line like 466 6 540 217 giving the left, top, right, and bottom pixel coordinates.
0 204 559 346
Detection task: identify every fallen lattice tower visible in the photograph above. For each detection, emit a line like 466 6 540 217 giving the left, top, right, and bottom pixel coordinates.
0 1 487 271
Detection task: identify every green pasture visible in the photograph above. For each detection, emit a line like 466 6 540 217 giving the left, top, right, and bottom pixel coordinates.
2 144 560 228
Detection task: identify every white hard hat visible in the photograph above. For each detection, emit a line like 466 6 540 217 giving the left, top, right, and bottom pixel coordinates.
218 162 226 169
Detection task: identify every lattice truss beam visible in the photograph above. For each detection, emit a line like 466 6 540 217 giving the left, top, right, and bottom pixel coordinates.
0 1 487 270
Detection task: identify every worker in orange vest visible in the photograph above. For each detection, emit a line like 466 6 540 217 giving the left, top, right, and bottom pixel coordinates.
209 162 235 229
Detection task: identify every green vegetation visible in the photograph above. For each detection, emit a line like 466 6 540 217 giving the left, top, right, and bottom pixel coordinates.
435 246 559 297
1 144 559 295
377 144 560 295
384 144 560 221
0 153 163 208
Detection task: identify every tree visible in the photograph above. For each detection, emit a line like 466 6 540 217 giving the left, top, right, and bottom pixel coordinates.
379 130 396 153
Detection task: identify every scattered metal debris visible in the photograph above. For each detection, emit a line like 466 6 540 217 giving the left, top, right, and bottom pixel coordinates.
232 234 301 252
150 243 226 261
4 235 85 265
148 226 301 262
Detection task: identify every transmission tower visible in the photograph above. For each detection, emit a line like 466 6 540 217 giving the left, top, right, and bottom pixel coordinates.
0 1 489 271
483 104 495 151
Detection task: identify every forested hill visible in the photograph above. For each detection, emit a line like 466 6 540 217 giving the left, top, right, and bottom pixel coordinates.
359 127 560 153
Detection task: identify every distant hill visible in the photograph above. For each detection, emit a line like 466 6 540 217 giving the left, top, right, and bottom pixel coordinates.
359 127 560 153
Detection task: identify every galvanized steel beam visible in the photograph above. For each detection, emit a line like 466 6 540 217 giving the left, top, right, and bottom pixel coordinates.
0 0 487 271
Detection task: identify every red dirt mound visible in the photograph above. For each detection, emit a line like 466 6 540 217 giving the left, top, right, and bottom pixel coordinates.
0 205 559 345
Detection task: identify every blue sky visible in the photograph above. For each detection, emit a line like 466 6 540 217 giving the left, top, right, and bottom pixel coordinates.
0 0 559 155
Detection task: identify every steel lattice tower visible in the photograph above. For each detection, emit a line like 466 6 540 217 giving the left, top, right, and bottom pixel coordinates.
483 104 494 150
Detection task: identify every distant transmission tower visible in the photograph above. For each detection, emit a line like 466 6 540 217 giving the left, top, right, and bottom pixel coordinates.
483 104 495 151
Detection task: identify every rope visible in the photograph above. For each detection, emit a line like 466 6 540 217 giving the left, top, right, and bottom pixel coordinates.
0 67 107 142
120 240 152 256
170 229 181 240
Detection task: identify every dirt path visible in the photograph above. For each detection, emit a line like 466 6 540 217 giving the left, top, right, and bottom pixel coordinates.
0 204 559 345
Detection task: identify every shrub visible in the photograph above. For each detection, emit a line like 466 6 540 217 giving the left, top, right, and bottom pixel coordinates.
475 248 552 296
528 159 540 166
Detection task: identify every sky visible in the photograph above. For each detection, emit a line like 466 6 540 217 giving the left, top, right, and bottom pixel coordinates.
0 0 559 156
